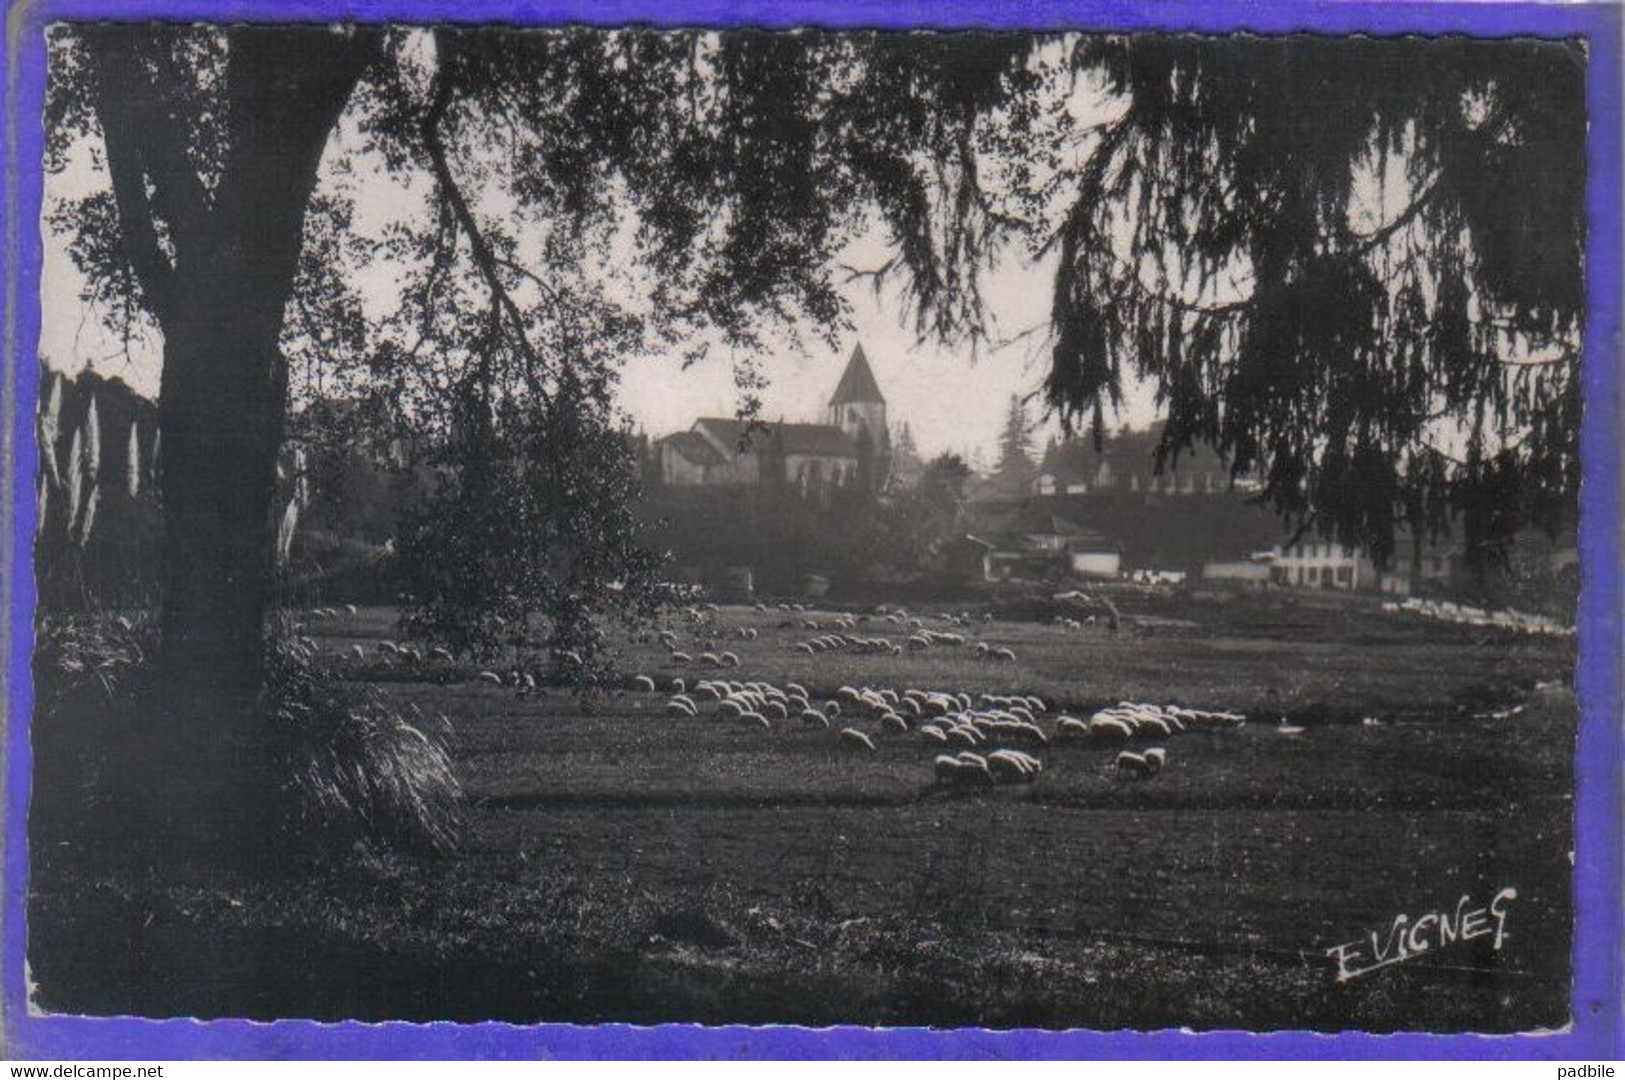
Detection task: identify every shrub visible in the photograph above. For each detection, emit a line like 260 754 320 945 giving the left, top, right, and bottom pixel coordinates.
31 612 462 859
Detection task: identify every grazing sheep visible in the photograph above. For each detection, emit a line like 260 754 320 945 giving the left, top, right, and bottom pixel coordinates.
1138 716 1174 738
1114 750 1156 779
632 675 657 692
671 677 686 694
1143 747 1167 771
920 726 948 744
343 603 358 616
349 644 366 661
1089 717 1135 743
950 751 995 784
477 670 503 685
667 696 697 717
670 651 693 663
880 713 909 734
1056 716 1089 739
801 709 831 729
823 701 841 719
988 749 1042 783
720 651 741 667
765 700 790 720
993 647 1018 663
839 728 876 751
718 699 744 719
739 711 771 729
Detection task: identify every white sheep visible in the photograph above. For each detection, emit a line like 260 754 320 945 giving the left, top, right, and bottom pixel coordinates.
1114 750 1155 779
1056 716 1089 739
839 728 876 751
988 749 1041 783
1089 717 1135 743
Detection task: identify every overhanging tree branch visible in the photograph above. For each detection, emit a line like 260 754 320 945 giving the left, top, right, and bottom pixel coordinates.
84 42 181 326
420 47 556 399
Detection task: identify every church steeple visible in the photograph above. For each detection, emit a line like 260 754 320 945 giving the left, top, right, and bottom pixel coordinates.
828 343 888 462
829 343 885 408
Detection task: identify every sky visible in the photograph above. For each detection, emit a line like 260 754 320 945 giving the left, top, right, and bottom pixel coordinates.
40 219 1166 464
36 31 1166 466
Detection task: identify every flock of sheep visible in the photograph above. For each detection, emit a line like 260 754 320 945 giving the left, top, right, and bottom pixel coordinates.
1383 597 1572 637
627 658 1249 787
301 599 1263 790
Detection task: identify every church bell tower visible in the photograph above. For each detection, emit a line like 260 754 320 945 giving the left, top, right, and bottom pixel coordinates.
827 343 887 451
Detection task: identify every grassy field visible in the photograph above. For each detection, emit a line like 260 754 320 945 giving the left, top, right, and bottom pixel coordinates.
28 591 1577 1031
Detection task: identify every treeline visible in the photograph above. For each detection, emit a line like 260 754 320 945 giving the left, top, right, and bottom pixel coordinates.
637 449 978 599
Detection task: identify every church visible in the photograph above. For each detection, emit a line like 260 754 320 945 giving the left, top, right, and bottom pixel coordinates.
655 344 889 489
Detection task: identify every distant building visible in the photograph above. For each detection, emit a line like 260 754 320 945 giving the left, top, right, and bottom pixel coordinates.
656 344 889 490
1029 423 1262 498
968 507 1122 582
1269 540 1374 590
1269 534 1468 594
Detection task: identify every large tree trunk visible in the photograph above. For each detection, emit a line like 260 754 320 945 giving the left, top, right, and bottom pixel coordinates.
85 27 380 844
154 29 376 709
156 281 290 710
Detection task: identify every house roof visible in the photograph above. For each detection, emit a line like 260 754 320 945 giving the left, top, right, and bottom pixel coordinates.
1039 421 1232 479
695 417 860 459
828 343 885 406
658 430 727 466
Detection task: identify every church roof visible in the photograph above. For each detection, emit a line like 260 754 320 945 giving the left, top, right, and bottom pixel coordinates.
828 343 885 406
658 430 727 466
695 417 860 458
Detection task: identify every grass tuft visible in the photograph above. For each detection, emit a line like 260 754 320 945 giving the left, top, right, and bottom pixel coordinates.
267 623 463 854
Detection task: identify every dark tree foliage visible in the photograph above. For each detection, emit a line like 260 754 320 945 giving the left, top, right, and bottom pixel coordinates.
1042 35 1584 569
43 24 1040 707
996 393 1037 478
43 25 1586 718
874 452 977 577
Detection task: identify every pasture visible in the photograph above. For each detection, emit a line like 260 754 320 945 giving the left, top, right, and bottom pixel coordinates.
28 593 1577 1031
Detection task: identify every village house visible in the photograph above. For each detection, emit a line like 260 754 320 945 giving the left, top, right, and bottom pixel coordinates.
1029 423 1264 498
968 507 1123 582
